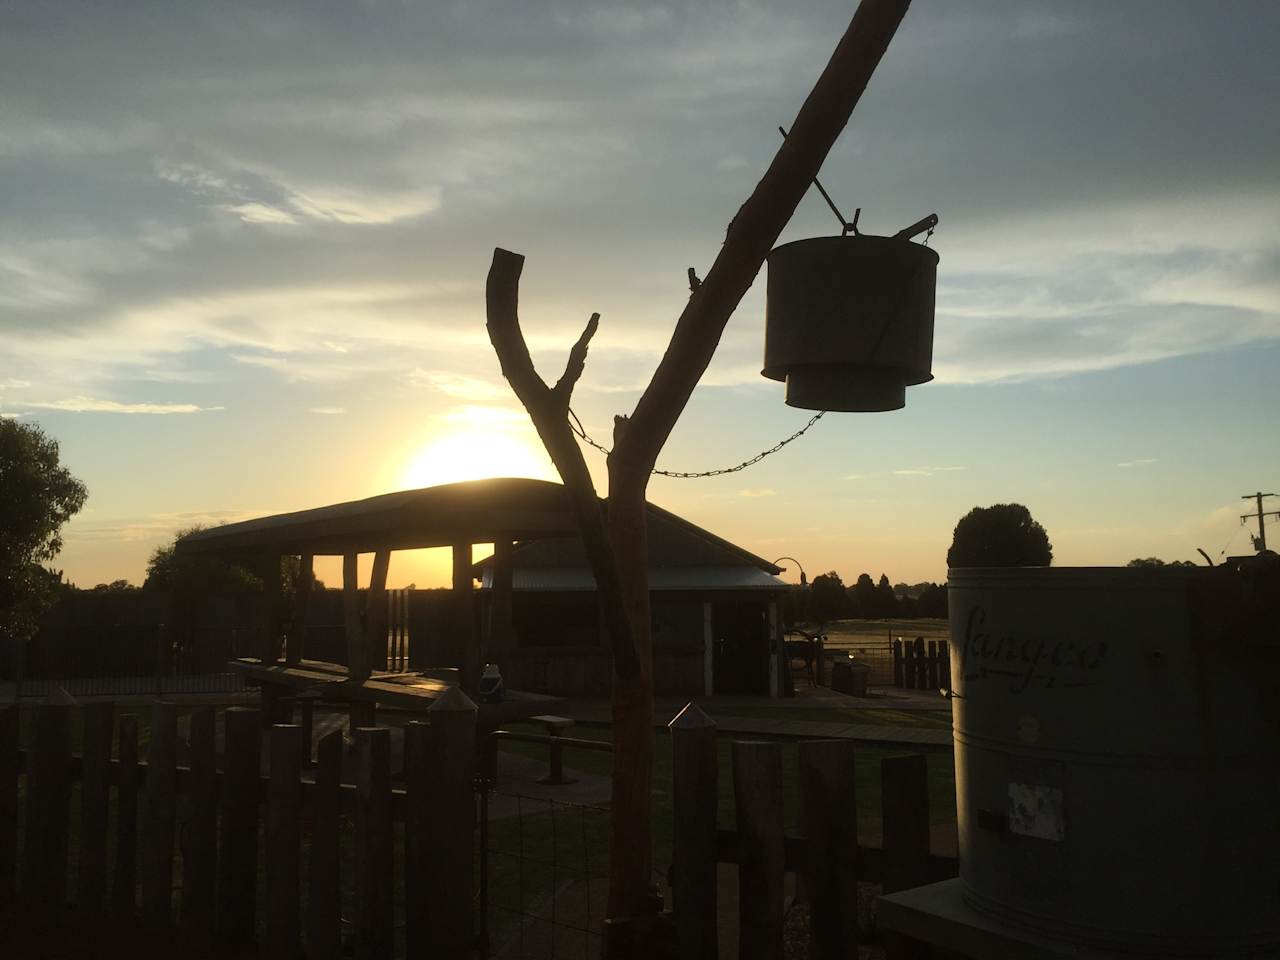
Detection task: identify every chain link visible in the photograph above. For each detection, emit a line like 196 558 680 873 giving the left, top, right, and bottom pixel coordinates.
567 407 826 478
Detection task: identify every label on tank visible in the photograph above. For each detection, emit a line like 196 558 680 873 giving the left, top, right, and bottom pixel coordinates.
1008 782 1065 842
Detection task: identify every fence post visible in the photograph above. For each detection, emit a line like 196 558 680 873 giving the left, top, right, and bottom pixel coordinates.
424 687 478 960
881 755 931 894
669 703 718 960
79 702 115 913
0 704 16 907
142 701 178 926
267 724 303 957
181 706 218 944
22 704 72 920
356 726 393 960
913 637 927 690
799 739 858 959
218 706 262 945
404 721 429 959
732 740 784 960
892 640 904 688
113 714 140 914
309 730 343 960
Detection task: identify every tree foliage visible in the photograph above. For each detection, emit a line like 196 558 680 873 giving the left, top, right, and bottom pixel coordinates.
947 503 1052 568
0 420 88 644
808 571 849 627
1126 557 1196 568
144 527 323 597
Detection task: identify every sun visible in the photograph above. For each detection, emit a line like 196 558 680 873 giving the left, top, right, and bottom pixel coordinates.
395 407 557 490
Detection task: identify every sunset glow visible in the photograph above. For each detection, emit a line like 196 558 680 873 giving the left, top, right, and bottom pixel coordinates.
395 407 557 491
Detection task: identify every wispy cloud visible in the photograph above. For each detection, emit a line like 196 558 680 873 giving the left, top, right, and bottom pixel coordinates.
12 397 222 414
307 406 346 415
1117 458 1159 468
738 488 776 498
892 466 967 477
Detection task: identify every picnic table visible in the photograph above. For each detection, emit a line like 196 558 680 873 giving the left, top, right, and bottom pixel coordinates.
229 658 564 731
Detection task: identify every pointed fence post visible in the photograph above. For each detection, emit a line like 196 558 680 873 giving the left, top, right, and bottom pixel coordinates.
355 725 393 960
404 720 429 959
181 706 218 944
424 686 478 960
23 704 72 920
218 706 262 945
799 739 859 959
308 730 343 960
0 704 17 908
881 754 931 894
267 724 303 958
669 703 718 960
142 701 178 927
113 714 140 915
732 740 784 960
78 702 115 914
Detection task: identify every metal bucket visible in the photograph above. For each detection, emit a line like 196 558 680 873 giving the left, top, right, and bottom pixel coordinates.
948 565 1280 955
762 235 937 411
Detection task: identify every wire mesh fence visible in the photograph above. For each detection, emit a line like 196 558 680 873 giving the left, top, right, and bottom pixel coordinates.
480 788 611 960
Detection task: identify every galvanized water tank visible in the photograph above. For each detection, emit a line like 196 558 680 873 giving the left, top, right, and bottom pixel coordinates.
762 235 937 411
948 565 1280 956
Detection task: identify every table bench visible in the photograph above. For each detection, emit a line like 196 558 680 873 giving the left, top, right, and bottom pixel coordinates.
529 714 577 785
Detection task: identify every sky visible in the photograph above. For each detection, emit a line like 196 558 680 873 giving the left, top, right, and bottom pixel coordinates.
3 1 1278 590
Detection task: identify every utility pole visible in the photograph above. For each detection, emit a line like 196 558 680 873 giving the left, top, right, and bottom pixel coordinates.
1240 492 1279 551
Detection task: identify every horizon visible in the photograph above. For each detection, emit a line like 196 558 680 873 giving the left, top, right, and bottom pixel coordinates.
4 1 1278 590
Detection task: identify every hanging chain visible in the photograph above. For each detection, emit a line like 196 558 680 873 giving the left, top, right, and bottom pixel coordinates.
567 407 826 478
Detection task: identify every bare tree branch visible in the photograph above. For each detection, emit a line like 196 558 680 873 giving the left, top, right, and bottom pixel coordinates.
616 0 913 477
552 312 600 404
485 250 641 679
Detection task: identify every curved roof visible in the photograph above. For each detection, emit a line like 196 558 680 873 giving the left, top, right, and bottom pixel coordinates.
177 477 579 556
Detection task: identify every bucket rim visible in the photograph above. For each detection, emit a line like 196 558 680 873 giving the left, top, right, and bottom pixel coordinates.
768 232 940 263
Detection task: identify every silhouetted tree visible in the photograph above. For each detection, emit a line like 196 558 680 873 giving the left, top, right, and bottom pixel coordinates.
851 572 877 617
875 573 898 617
808 572 849 629
947 503 1052 568
1126 557 1196 568
1 420 87 656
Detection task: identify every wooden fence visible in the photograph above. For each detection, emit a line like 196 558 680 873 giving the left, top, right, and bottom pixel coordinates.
0 696 478 959
664 704 953 960
2 698 952 959
892 637 951 692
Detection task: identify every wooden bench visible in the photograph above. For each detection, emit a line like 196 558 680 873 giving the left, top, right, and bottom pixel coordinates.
529 714 576 785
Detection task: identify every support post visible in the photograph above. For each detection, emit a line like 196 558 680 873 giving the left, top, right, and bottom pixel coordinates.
262 550 284 664
882 754 931 894
288 553 314 665
0 705 18 908
488 538 514 669
78 702 114 914
22 704 72 920
355 726 393 959
181 707 217 945
367 548 391 671
452 541 478 691
732 740 784 960
267 724 303 958
669 704 718 960
218 707 262 945
112 714 139 915
799 739 859 959
142 701 178 926
308 731 343 960
424 687 478 960
344 553 370 681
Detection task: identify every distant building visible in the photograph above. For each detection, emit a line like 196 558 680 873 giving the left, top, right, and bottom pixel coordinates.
474 502 788 698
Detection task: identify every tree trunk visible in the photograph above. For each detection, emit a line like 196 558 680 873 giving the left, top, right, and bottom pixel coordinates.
485 0 915 928
604 471 655 916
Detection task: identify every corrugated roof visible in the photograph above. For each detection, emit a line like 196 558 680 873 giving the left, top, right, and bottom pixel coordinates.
481 566 786 592
176 477 579 556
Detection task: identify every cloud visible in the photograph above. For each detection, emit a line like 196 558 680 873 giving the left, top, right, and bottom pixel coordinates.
738 488 776 498
307 406 346 415
11 397 222 414
1117 458 1159 468
892 466 967 477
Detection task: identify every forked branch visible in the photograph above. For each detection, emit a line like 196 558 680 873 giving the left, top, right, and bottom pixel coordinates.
485 249 640 678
